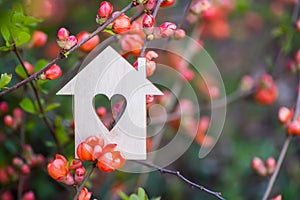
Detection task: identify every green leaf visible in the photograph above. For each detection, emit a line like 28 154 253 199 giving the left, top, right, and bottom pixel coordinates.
15 64 27 79
20 98 36 114
118 191 129 200
150 197 161 200
0 73 12 89
1 25 10 42
44 103 60 112
34 59 48 73
137 188 147 200
129 194 140 200
15 31 30 46
23 16 42 27
103 29 115 35
0 45 13 51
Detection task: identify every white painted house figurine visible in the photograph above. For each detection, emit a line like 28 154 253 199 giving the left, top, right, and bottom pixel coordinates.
57 46 163 159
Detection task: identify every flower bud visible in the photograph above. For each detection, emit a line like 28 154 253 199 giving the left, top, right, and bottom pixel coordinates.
287 120 300 136
13 108 23 125
78 188 92 200
251 157 267 176
1 191 13 200
29 30 47 48
0 102 9 114
75 166 86 183
21 164 30 175
181 68 194 81
96 107 107 118
13 157 24 168
271 195 282 200
22 191 35 200
77 142 93 161
57 28 69 40
98 1 113 18
240 75 254 92
145 0 156 10
160 0 175 7
69 159 82 170
143 14 154 28
254 74 277 105
174 29 186 39
63 171 75 185
113 14 131 34
4 115 14 128
146 95 154 104
278 107 293 124
159 22 176 37
64 35 77 50
266 157 276 175
47 154 68 182
190 0 211 15
42 64 62 80
77 32 100 53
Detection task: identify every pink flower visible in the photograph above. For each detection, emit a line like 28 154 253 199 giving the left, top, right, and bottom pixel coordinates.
29 30 47 48
98 1 113 18
78 188 92 200
159 22 176 37
47 154 68 181
42 64 62 80
57 28 69 40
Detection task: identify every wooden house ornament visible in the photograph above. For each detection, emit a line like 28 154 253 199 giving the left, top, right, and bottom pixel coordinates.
57 46 163 160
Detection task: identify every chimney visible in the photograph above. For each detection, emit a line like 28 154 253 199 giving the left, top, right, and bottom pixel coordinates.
138 57 147 78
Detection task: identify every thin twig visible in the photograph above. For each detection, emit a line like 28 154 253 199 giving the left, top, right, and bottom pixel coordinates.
139 0 164 57
262 1 300 199
0 2 135 97
135 161 226 200
13 46 61 151
73 164 96 200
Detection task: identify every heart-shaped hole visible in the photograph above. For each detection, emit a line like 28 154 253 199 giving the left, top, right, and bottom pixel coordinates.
93 94 127 131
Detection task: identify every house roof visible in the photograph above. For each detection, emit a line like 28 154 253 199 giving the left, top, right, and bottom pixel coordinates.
57 46 163 97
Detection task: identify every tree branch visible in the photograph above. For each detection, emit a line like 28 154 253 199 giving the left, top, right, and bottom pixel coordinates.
135 161 226 200
0 2 135 97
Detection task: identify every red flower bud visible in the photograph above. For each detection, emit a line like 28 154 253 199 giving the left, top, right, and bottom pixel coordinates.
77 142 93 161
146 95 154 104
75 166 86 183
160 0 175 7
42 64 62 80
240 75 254 92
0 102 9 114
159 22 176 37
21 164 30 175
190 0 211 15
174 29 186 39
96 107 107 118
69 159 82 170
266 157 276 175
271 195 282 200
57 28 69 40
1 191 13 200
254 74 277 105
287 120 300 136
63 171 75 185
13 108 23 124
98 1 113 18
22 191 35 200
29 30 47 48
143 14 154 28
78 188 92 200
4 115 14 128
251 157 267 176
113 14 131 34
64 35 77 50
145 0 156 10
77 32 100 53
13 157 24 168
278 107 293 124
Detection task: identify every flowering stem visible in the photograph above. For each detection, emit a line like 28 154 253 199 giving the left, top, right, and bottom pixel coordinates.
13 45 61 152
139 0 164 57
0 2 135 97
135 161 226 200
73 163 96 200
262 74 300 199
